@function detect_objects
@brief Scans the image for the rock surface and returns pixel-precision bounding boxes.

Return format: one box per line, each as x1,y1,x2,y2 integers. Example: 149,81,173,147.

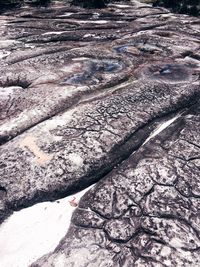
0,0,200,266
32,103,200,266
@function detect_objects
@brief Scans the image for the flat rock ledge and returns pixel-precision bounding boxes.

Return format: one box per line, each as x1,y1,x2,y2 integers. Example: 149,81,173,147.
0,1,200,266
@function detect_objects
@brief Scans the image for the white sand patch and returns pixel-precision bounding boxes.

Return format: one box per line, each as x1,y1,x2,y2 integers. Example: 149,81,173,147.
0,185,94,267
143,115,180,145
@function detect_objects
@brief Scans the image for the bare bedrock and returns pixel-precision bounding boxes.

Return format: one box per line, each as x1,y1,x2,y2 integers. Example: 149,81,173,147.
0,1,199,266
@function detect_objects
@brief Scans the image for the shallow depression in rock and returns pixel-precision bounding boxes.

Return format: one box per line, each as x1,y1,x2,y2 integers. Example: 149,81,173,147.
141,63,196,83
60,58,124,85
0,1,200,266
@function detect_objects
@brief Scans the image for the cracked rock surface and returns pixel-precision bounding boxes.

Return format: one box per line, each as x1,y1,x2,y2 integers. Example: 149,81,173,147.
0,0,200,266
32,102,200,267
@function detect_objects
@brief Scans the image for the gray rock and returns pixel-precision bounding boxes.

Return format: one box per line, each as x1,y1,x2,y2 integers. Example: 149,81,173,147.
32,102,200,267
0,0,200,265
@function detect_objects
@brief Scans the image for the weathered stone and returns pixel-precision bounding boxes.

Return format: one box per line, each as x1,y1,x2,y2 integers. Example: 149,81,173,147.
0,0,200,266
1,0,199,223
32,102,200,267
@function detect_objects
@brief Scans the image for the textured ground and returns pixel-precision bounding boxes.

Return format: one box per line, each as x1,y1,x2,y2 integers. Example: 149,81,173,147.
32,102,200,267
0,0,200,266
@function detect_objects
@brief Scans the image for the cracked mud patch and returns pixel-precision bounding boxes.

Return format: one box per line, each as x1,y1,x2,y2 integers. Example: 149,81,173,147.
0,0,200,266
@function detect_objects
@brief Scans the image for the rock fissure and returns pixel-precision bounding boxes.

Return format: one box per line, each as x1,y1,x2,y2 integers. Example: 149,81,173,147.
0,1,200,266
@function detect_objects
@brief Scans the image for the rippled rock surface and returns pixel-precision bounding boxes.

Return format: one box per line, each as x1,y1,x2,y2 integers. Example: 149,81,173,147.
0,0,200,266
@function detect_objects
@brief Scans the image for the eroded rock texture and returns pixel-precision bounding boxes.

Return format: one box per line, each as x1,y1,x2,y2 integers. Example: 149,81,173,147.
0,0,200,265
32,102,200,267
